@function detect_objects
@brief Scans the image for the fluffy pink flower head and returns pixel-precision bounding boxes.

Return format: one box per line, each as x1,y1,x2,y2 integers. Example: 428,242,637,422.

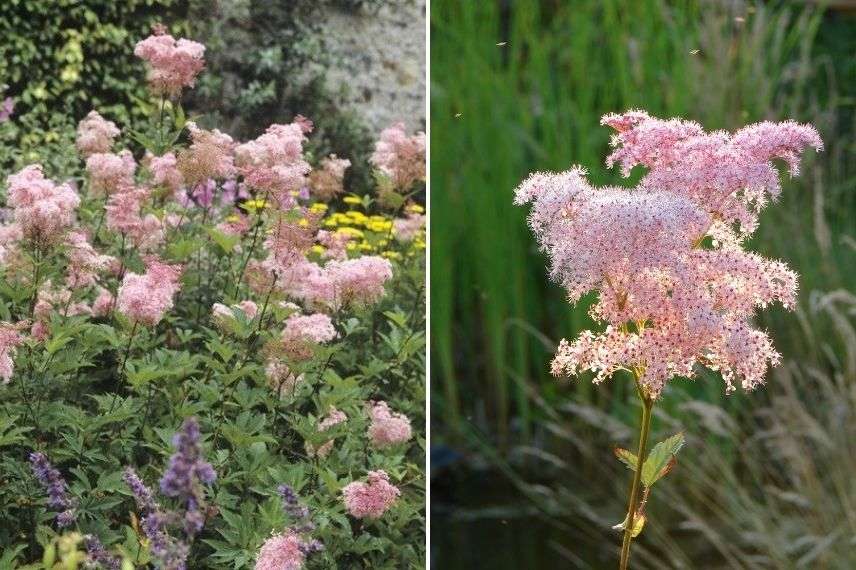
134,32,205,96
235,122,311,206
278,313,337,360
601,110,822,236
76,111,120,157
516,112,820,398
0,322,24,384
85,151,136,197
275,258,336,309
341,470,400,519
6,165,80,242
370,122,426,192
306,406,347,458
316,230,351,261
309,155,351,201
0,223,23,266
64,229,115,288
146,152,184,193
367,401,412,448
263,216,318,274
105,185,164,251
212,300,258,328
116,257,182,326
324,256,393,309
92,287,115,317
177,122,236,186
392,211,426,242
255,531,305,570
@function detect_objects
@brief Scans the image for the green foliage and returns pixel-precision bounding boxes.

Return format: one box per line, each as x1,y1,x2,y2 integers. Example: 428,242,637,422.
640,433,684,488
0,0,187,173
186,0,378,194
0,39,425,567
431,0,854,438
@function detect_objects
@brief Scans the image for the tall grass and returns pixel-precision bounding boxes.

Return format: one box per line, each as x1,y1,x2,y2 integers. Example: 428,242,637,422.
457,287,856,569
430,0,854,437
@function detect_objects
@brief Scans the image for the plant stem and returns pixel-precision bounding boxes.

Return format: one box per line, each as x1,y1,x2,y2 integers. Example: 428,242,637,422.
619,382,653,570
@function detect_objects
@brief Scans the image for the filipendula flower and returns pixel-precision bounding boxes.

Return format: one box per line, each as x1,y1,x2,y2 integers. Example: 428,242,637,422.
76,111,120,157
255,532,306,570
341,470,400,520
6,165,80,243
308,154,351,201
370,122,426,192
367,400,412,448
515,111,821,398
134,30,205,97
277,313,338,361
116,256,182,326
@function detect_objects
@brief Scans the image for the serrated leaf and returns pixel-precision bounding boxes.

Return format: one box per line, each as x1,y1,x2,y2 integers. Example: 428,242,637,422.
641,433,685,487
614,447,639,471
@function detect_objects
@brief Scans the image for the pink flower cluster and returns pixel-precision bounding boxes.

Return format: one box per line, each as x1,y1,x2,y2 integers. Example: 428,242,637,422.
146,152,183,193
393,211,426,242
64,229,116,288
278,256,393,312
31,282,93,340
235,121,312,207
324,257,394,308
367,401,412,448
85,150,136,196
370,122,426,192
0,323,24,384
341,470,400,519
515,111,821,398
255,531,305,570
306,407,347,458
278,313,338,360
76,111,120,157
116,257,182,326
212,300,258,325
105,185,163,250
177,122,236,186
6,165,80,242
309,154,351,201
134,32,205,96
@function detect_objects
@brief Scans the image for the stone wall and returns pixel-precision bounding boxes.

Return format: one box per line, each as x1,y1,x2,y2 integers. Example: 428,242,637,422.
318,0,426,134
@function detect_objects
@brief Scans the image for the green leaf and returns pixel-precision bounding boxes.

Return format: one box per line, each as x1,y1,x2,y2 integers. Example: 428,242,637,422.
641,433,685,487
614,447,638,471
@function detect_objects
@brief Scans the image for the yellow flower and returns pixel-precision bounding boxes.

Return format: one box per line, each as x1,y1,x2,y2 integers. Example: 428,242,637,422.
346,242,357,251
311,245,326,255
298,218,309,227
367,221,393,232
382,250,402,260
242,199,269,211
323,218,338,228
407,204,425,214
359,242,374,251
343,196,363,205
413,239,426,250
309,203,329,213
337,227,364,239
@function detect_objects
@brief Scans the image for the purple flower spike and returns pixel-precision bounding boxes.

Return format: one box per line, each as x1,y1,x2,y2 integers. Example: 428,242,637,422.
84,535,121,570
28,452,77,528
160,417,216,501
